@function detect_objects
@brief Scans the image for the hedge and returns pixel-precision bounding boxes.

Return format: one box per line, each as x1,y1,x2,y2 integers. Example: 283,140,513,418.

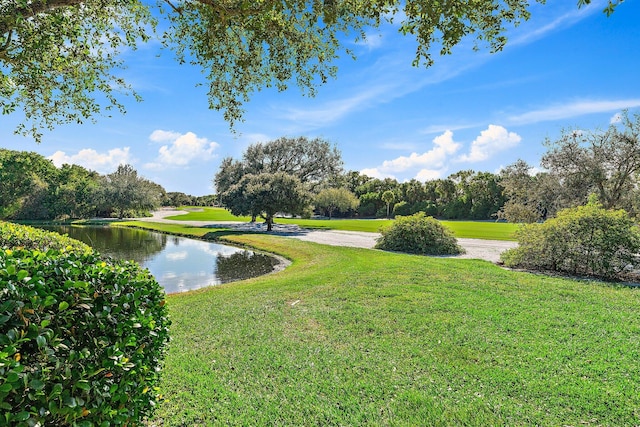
0,222,170,426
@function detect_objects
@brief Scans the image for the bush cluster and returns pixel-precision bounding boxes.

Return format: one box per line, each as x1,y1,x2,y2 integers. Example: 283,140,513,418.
1,223,170,426
501,203,640,280
0,222,92,254
375,212,464,255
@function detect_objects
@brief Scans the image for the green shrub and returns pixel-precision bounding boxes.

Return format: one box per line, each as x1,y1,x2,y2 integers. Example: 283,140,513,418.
391,201,411,217
375,212,464,255
501,203,640,280
0,225,170,426
0,221,92,253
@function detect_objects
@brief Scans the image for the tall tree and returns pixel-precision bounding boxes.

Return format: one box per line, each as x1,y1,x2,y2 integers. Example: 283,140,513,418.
215,137,340,227
215,137,342,198
382,190,395,219
241,137,343,190
541,111,640,212
49,164,101,219
1,1,621,141
498,160,562,223
224,172,310,231
165,192,195,207
355,177,399,217
102,164,164,218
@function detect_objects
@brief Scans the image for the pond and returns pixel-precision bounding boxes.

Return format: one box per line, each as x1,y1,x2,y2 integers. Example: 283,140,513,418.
39,225,282,293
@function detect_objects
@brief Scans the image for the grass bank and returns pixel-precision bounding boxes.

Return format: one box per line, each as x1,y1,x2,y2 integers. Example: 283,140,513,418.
167,207,520,240
122,221,640,425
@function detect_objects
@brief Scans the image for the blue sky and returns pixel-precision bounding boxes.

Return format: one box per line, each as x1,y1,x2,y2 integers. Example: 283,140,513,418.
1,0,639,196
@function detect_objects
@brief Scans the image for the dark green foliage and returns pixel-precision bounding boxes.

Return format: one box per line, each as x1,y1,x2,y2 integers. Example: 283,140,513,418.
0,224,170,426
0,149,58,220
216,137,340,228
351,172,505,220
392,200,411,217
6,0,607,140
375,212,464,255
0,150,165,220
501,202,640,280
101,164,164,219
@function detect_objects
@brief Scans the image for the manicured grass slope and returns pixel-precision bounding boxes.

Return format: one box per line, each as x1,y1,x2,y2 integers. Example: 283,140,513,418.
153,233,640,425
168,207,519,240
170,207,252,222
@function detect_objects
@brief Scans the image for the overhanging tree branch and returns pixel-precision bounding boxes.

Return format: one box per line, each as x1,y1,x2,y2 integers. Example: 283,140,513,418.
0,0,85,34
0,0,626,142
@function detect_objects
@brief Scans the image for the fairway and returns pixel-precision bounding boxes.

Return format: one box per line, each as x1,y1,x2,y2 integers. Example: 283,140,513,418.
168,207,519,240
121,222,640,425
140,228,640,426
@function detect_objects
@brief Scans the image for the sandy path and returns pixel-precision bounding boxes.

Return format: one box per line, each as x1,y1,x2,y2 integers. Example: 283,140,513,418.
141,209,517,263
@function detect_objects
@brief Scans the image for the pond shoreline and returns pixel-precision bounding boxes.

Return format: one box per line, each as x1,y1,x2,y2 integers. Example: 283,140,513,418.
112,221,292,284
132,209,518,263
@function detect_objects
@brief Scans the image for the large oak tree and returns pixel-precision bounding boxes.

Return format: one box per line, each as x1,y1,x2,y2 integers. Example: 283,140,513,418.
222,172,310,231
214,136,343,197
1,0,622,141
215,136,341,228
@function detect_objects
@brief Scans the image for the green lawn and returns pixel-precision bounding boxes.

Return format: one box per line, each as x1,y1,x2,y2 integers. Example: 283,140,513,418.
168,207,520,240
120,221,640,425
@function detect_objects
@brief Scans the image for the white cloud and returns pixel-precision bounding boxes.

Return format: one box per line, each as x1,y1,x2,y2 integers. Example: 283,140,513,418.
360,130,461,179
48,147,132,173
508,99,640,125
415,169,443,181
145,130,219,169
381,131,461,172
360,168,395,180
149,129,183,142
458,125,521,163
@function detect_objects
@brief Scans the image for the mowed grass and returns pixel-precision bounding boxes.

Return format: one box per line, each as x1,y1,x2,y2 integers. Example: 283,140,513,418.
125,222,640,425
168,207,519,240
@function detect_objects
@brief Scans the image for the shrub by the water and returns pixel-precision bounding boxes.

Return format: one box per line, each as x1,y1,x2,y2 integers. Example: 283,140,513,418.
500,202,640,280
375,212,464,255
0,221,92,254
0,223,170,426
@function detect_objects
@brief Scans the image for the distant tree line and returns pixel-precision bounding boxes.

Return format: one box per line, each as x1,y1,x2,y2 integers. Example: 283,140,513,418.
216,114,640,223
0,149,215,220
4,113,638,222
334,169,506,220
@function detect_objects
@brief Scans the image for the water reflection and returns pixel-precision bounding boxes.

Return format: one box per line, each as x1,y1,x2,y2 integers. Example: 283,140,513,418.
216,251,281,283
39,225,281,293
40,225,167,264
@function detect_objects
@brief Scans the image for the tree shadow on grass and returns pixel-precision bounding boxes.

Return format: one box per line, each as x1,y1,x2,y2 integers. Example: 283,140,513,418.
201,229,259,240
202,222,316,237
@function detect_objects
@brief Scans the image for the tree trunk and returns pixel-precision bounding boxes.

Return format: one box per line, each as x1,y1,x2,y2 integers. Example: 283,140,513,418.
266,215,273,231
